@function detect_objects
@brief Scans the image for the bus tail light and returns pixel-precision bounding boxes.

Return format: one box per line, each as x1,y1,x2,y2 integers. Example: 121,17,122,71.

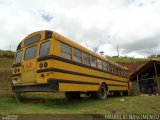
39,63,43,69
44,62,48,68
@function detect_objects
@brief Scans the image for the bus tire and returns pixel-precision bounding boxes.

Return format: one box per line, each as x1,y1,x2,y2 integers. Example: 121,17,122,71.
92,84,107,99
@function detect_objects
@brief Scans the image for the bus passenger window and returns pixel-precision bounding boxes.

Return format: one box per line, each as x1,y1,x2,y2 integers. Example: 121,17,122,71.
103,61,107,71
91,56,97,67
125,71,128,77
24,45,37,60
120,69,123,75
61,43,72,60
116,67,119,74
108,64,112,72
121,69,123,76
111,65,114,73
39,41,50,57
112,66,115,73
15,50,23,63
73,48,82,63
84,53,90,65
97,59,102,69
122,70,125,76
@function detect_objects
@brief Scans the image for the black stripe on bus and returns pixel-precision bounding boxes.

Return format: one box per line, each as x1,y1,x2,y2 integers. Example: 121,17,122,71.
37,55,128,78
13,63,21,67
48,79,99,85
37,68,128,83
12,73,21,77
107,84,128,87
48,79,128,87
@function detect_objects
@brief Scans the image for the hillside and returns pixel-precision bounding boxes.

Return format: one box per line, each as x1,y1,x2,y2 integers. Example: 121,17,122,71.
108,56,147,64
0,49,15,58
0,50,14,96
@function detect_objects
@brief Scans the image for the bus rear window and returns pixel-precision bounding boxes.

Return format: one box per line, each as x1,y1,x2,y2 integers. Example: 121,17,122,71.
24,34,41,46
24,45,37,60
15,51,22,63
39,41,50,57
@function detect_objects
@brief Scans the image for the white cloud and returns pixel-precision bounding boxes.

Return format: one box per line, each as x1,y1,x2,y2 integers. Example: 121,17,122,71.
0,0,160,58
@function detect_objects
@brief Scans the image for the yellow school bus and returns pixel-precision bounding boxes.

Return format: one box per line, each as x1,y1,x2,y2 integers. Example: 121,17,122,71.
12,30,130,100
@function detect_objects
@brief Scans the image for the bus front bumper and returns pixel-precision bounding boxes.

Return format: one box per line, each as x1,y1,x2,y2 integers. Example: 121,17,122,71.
12,83,58,93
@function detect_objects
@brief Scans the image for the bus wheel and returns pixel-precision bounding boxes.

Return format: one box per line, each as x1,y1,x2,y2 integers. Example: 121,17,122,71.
92,84,107,99
15,92,22,102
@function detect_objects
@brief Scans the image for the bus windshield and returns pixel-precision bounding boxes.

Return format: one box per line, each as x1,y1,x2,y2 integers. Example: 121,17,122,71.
15,50,23,63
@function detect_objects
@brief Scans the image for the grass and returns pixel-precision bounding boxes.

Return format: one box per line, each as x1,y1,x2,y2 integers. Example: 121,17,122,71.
0,95,160,114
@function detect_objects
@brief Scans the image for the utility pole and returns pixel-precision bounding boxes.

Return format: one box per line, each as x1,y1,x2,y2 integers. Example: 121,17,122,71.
117,45,119,57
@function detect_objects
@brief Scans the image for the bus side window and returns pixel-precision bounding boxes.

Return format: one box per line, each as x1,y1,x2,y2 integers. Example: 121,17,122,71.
110,64,113,73
112,65,115,73
39,41,50,57
123,70,125,76
103,61,107,71
108,64,112,72
91,56,97,67
116,67,119,74
73,48,82,63
106,62,109,72
83,53,90,65
117,67,120,75
97,59,102,69
61,43,72,60
125,70,128,77
121,69,124,76
120,69,122,75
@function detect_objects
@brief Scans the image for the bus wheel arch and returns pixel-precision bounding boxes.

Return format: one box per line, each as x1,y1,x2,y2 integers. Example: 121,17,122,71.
91,82,108,99
101,82,108,91
99,82,108,99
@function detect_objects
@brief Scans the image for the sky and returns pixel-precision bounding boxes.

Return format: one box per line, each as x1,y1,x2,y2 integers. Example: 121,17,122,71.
0,0,160,58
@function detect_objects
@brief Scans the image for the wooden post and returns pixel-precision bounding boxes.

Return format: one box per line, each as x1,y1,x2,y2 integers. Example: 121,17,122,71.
137,74,141,94
154,63,159,94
